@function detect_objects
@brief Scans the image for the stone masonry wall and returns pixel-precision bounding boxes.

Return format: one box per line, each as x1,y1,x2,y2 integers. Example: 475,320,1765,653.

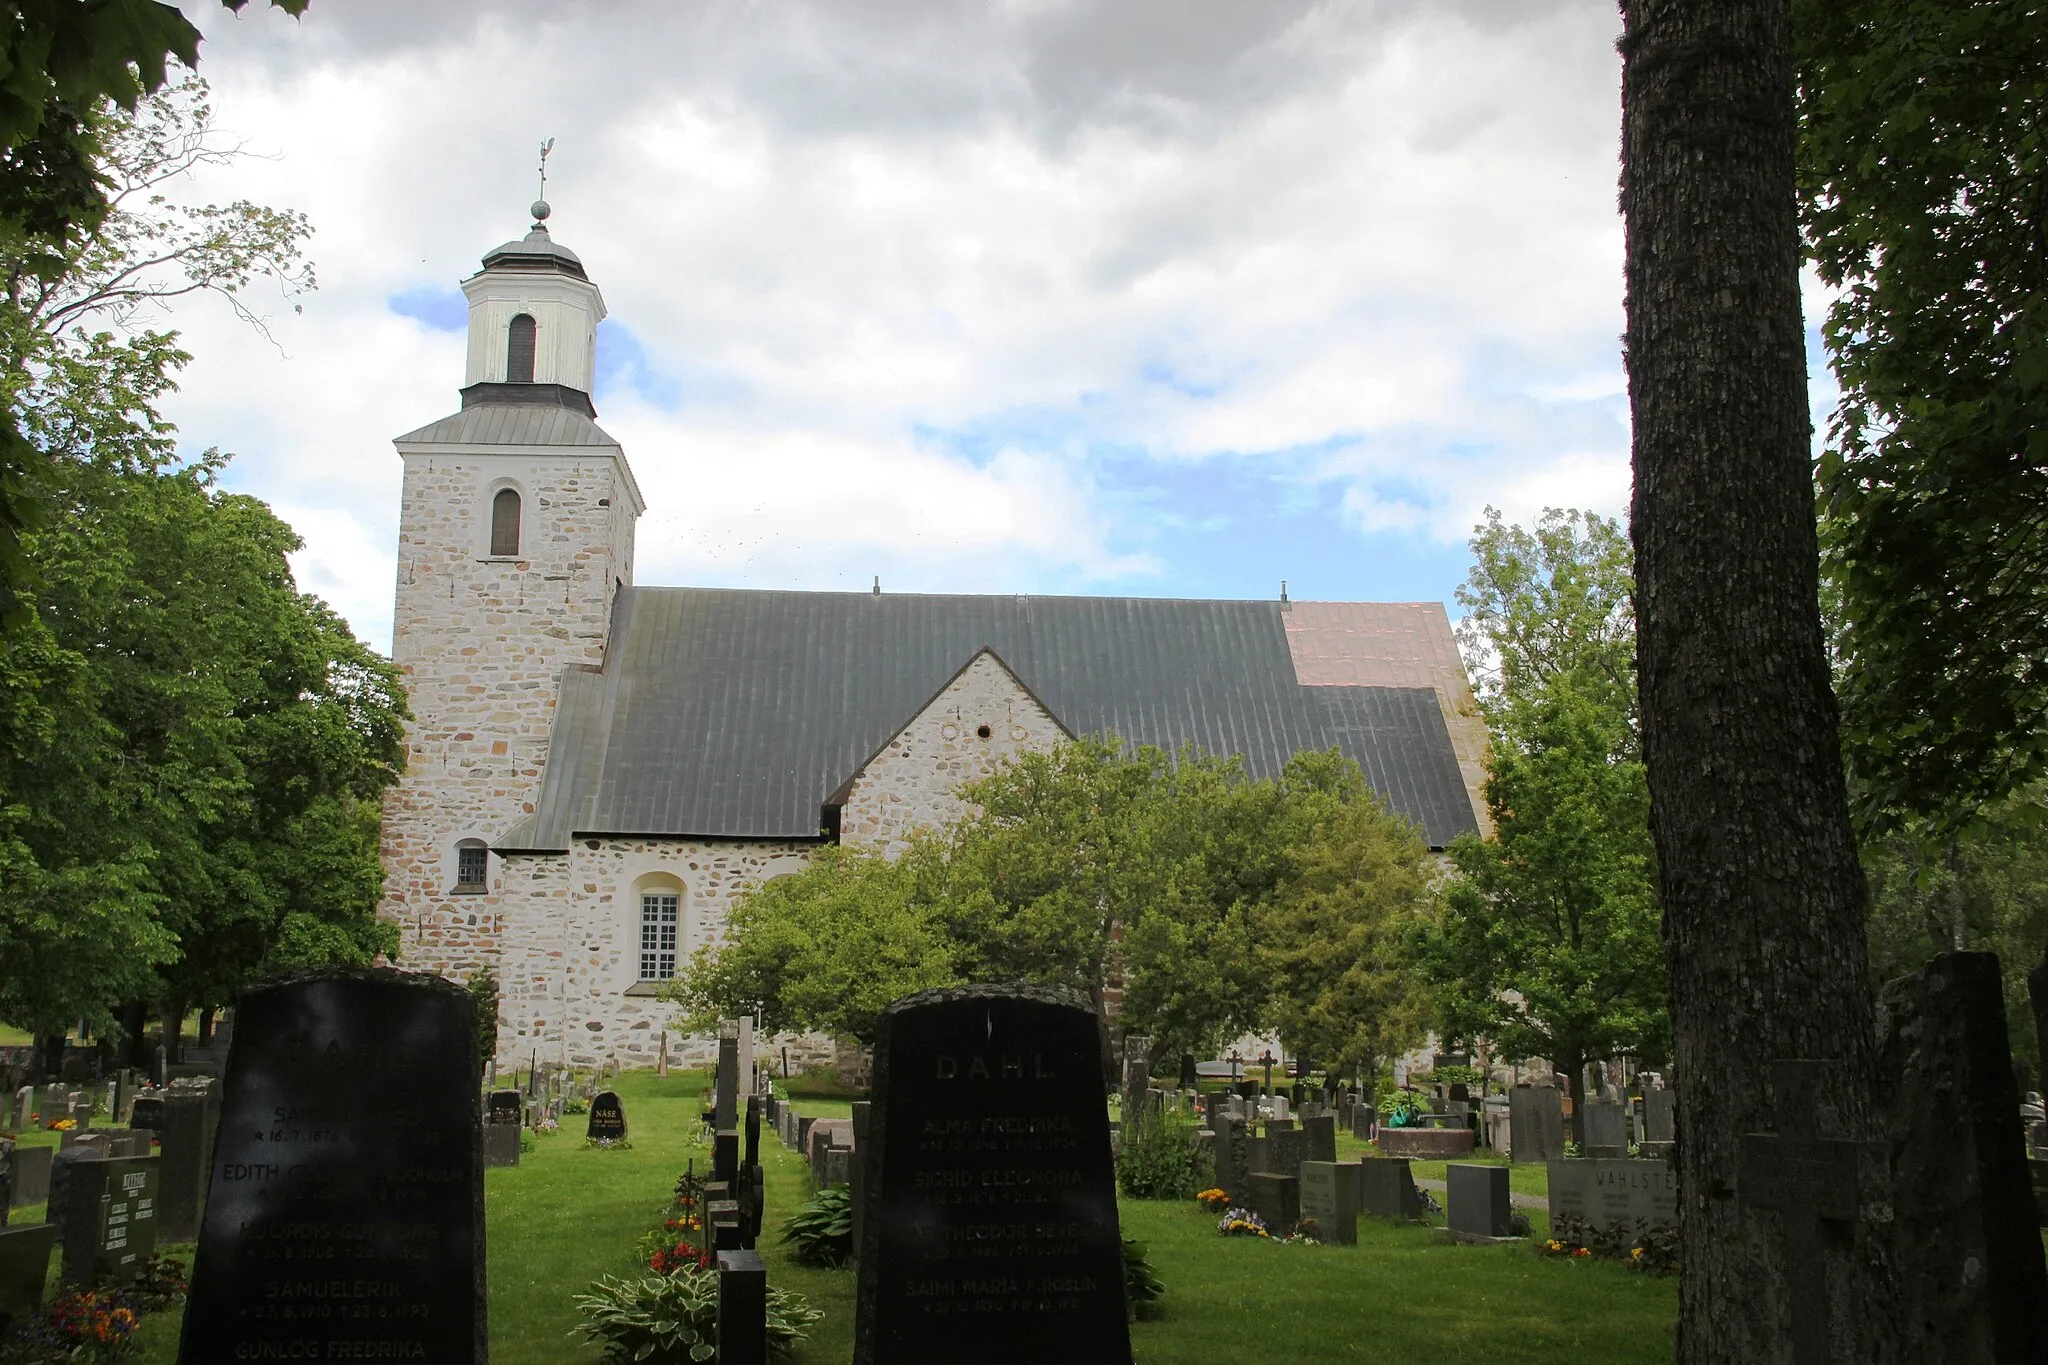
380,449,635,982
838,649,1068,855
495,836,833,1071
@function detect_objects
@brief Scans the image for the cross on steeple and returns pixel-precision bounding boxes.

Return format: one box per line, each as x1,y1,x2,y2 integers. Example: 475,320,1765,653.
1739,1059,1871,1365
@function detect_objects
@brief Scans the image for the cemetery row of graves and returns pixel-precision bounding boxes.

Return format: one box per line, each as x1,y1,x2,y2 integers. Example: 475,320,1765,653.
1,958,2044,1362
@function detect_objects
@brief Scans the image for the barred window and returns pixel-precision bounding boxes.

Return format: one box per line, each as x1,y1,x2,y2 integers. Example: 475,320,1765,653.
455,841,487,891
640,893,679,980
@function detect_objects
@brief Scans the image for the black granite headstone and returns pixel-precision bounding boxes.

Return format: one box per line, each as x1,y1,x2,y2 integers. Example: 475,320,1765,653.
1878,952,2048,1360
129,1094,165,1133
157,1077,219,1243
588,1090,627,1141
717,1249,767,1365
854,985,1129,1365
176,968,484,1365
487,1089,523,1125
0,1139,11,1226
1178,1053,1199,1090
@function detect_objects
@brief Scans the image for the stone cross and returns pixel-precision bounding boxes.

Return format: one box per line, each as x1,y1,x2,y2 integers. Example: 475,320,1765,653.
1738,1060,1867,1365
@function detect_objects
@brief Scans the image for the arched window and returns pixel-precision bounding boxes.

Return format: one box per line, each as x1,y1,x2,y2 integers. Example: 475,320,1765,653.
506,313,536,382
454,839,488,892
490,488,521,557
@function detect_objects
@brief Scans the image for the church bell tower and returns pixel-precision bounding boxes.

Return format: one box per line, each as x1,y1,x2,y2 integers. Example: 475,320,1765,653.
379,200,644,983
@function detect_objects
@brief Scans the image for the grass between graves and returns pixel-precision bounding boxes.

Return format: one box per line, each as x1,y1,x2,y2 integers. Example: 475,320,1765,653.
92,1071,1677,1364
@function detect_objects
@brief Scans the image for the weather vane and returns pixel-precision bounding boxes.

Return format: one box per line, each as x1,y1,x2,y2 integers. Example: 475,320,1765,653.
533,137,555,224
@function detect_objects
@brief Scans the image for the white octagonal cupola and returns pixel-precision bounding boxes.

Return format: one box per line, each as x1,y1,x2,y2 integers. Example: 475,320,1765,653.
459,203,607,401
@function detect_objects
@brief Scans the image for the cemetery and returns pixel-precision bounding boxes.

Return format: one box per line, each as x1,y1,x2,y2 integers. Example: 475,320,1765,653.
2,4,2046,1365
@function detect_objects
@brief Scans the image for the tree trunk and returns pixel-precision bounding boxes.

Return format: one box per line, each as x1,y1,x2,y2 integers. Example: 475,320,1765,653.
117,1000,151,1072
33,1032,65,1083
158,999,183,1067
1619,2,1902,1360
197,1007,215,1048
1560,1051,1587,1150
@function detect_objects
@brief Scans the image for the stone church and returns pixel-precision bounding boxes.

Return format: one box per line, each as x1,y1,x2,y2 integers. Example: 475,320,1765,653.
379,211,1490,1070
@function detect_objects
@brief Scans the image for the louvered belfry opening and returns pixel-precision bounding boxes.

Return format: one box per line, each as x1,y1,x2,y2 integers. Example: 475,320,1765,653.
490,488,521,557
506,312,537,382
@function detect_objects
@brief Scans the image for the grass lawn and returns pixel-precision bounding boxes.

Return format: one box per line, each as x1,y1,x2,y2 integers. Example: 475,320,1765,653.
58,1070,1670,1363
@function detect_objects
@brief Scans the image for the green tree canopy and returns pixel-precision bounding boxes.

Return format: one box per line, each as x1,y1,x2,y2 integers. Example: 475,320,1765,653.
0,69,403,1046
1411,508,1664,1132
675,738,1440,1069
1798,0,2048,832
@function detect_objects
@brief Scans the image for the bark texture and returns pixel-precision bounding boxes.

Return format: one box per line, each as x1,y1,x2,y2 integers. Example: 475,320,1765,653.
1617,2,1901,1360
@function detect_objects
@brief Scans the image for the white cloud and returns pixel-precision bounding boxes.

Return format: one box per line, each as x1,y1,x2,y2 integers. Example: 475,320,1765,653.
148,0,1633,650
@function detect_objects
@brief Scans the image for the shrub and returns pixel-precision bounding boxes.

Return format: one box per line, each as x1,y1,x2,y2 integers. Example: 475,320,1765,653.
573,1270,821,1363
779,1185,853,1267
1116,1112,1208,1199
465,967,500,1065
1122,1238,1163,1321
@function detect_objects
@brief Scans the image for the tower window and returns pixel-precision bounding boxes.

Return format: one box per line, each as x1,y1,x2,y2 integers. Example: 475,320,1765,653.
490,488,521,557
455,840,488,892
640,893,679,980
506,313,536,383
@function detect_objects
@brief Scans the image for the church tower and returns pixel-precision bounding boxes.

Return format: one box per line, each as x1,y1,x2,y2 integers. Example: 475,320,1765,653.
380,202,644,982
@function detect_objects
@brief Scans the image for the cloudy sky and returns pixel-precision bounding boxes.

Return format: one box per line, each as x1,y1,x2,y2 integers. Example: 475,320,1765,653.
153,0,1673,653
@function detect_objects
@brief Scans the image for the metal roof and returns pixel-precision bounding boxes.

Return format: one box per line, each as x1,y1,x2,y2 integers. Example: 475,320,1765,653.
498,587,1482,852
480,224,588,278
393,402,619,448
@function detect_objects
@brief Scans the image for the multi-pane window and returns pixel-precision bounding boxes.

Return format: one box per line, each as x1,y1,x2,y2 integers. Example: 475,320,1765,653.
640,893,679,980
455,841,488,890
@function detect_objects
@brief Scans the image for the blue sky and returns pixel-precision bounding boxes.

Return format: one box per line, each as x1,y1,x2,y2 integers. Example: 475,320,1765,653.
146,0,1690,651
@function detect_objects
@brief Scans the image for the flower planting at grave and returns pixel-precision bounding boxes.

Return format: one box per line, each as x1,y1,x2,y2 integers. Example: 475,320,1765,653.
638,1170,713,1276
1217,1207,1271,1238
1196,1187,1231,1211
1539,1217,1678,1275
0,1271,181,1365
49,1118,74,1132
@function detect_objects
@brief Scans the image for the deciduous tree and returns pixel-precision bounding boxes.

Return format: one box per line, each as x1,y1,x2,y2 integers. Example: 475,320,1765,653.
1620,0,1901,1357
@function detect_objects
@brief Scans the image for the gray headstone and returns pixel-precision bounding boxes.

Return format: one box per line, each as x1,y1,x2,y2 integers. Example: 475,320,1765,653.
482,1122,521,1168
1446,1163,1514,1239
59,1129,109,1157
1350,1104,1373,1141
8,1146,50,1210
852,985,1130,1365
158,1077,220,1243
10,1087,30,1132
1547,1157,1678,1232
1581,1098,1628,1158
1248,1171,1300,1236
1302,1114,1337,1164
0,1223,57,1335
1298,1160,1357,1245
51,1152,158,1285
1262,1126,1305,1177
1358,1156,1422,1222
1214,1114,1249,1207
1643,1088,1676,1144
1878,951,2048,1362
824,1146,852,1187
1508,1086,1564,1163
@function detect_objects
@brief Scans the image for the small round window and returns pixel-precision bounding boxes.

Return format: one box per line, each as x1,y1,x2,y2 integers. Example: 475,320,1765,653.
976,724,992,739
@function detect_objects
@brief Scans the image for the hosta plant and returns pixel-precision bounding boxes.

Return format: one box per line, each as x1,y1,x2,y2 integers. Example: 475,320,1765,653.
573,1269,820,1363
778,1184,854,1266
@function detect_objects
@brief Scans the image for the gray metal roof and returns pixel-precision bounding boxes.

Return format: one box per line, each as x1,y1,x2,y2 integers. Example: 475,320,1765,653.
480,224,588,277
499,587,1481,852
394,402,619,447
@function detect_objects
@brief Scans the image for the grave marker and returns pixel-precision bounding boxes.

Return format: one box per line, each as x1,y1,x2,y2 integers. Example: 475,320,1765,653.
1302,1113,1337,1163
176,968,484,1364
50,1153,157,1285
7,1146,50,1211
1358,1156,1423,1222
1878,952,2048,1359
1738,1060,1874,1365
1546,1158,1678,1232
157,1078,219,1243
1508,1086,1564,1163
588,1090,627,1142
0,1224,57,1335
1298,1160,1357,1245
1581,1098,1628,1158
1445,1163,1514,1241
717,1248,767,1365
854,985,1129,1365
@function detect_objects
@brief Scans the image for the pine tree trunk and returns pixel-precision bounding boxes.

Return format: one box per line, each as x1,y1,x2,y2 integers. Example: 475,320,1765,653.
1618,2,1902,1360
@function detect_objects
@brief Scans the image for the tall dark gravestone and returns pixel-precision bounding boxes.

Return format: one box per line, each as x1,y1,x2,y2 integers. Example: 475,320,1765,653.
854,985,1130,1365
587,1090,627,1142
177,968,484,1365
